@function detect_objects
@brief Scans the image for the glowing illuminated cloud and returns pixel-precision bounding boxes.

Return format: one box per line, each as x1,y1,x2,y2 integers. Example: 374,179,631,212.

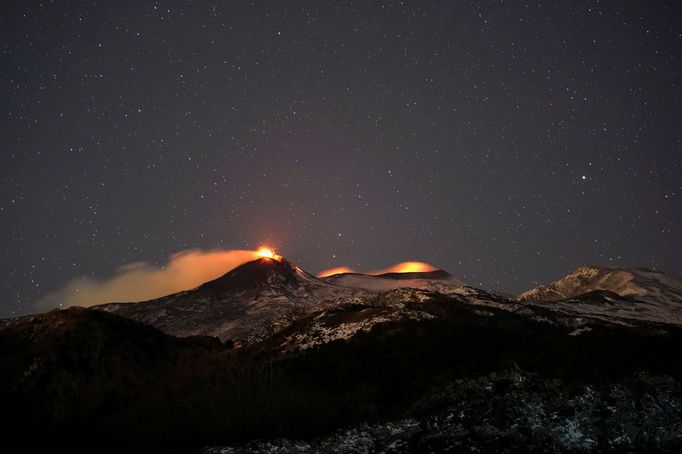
37,248,264,310
38,246,439,311
318,266,356,277
371,261,437,274
317,261,436,278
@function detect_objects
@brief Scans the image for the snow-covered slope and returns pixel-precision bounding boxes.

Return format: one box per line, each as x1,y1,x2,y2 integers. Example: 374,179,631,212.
276,288,439,351
322,269,465,292
519,265,682,304
96,262,471,347
96,263,475,348
262,285,536,352
518,266,682,325
96,260,682,348
97,258,366,346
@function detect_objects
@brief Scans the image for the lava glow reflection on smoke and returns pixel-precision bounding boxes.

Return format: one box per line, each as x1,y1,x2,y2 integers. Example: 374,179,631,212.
374,261,436,274
317,266,356,277
317,261,437,277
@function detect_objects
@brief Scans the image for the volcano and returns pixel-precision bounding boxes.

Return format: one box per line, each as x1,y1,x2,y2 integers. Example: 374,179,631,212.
97,257,363,345
321,268,465,292
4,256,682,453
96,257,472,345
197,257,320,294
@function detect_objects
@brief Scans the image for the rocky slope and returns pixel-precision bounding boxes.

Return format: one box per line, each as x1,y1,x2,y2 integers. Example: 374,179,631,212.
96,258,472,347
206,371,682,454
95,260,682,349
97,258,367,346
519,265,682,303
519,266,682,326
4,259,682,453
322,269,465,292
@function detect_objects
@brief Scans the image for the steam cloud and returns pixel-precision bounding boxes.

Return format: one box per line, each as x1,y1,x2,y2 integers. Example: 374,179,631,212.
36,249,261,311
369,261,437,275
38,253,442,313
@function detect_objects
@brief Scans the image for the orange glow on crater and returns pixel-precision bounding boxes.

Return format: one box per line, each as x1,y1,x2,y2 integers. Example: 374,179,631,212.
317,266,355,277
318,261,437,277
256,247,282,261
363,261,438,275
379,261,436,274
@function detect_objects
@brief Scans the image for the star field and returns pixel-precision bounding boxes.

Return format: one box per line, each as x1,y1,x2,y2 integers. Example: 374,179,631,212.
1,1,681,316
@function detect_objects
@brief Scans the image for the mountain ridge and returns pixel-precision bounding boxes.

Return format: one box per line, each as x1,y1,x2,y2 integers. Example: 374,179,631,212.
322,268,466,292
96,257,366,345
87,260,682,343
518,264,682,326
519,264,682,304
3,258,682,453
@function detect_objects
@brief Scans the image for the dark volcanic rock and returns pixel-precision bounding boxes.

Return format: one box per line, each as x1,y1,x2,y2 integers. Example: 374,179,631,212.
198,258,310,295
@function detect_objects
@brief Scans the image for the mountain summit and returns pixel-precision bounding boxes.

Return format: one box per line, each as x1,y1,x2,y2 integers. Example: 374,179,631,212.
519,265,682,305
98,257,360,345
96,260,682,344
198,257,321,295
5,258,682,453
518,265,682,325
96,257,471,345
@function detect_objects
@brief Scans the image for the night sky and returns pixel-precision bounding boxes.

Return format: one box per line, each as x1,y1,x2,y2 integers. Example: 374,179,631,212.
2,1,681,317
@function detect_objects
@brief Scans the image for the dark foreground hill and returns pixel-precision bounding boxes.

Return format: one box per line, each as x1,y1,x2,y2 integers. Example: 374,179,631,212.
2,288,682,453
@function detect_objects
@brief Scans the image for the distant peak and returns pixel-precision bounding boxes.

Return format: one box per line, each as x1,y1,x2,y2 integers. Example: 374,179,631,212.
519,264,682,304
570,265,667,279
571,265,608,275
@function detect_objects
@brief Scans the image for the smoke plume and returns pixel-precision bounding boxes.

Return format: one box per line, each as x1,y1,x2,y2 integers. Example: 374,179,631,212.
37,249,261,311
